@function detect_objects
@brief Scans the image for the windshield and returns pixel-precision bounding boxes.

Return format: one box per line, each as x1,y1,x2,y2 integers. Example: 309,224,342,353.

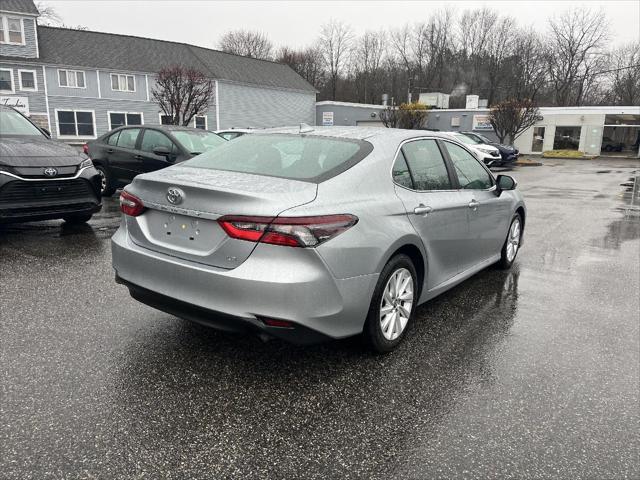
183,134,373,182
172,130,226,154
453,133,478,145
475,133,492,144
0,109,45,136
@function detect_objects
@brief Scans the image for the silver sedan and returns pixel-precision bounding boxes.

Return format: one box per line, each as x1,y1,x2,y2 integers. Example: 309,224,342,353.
112,127,526,352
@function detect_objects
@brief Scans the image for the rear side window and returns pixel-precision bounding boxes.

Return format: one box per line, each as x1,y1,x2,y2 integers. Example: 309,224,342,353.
116,128,141,149
444,141,493,190
392,151,413,189
184,134,373,183
401,139,451,190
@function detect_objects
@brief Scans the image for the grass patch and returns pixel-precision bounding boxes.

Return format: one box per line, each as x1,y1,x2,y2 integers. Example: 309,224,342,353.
542,150,588,159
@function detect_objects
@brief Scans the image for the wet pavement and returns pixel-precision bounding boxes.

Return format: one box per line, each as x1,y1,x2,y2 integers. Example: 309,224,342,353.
1,158,639,479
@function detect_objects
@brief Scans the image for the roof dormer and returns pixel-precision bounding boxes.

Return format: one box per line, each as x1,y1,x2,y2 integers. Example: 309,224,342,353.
0,0,40,58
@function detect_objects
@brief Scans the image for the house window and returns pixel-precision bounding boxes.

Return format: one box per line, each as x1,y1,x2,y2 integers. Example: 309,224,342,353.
58,69,86,88
0,17,24,44
160,114,173,125
56,110,95,137
108,112,143,130
18,70,36,91
110,73,135,92
0,68,14,92
194,115,207,130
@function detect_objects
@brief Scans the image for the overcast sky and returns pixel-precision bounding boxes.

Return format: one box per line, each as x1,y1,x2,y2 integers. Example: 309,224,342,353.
46,0,639,50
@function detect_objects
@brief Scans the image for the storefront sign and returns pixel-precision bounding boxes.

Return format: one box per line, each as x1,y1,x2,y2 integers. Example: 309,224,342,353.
0,96,29,115
472,114,493,131
322,111,334,126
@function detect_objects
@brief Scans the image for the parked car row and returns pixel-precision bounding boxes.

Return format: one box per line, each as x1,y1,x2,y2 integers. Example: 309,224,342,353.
1,110,526,353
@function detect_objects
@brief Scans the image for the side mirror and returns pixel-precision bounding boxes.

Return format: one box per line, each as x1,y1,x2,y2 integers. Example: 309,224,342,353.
496,174,517,195
153,146,171,157
41,127,51,138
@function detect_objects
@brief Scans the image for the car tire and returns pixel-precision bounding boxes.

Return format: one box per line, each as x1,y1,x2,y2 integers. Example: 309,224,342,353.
63,213,93,224
604,145,612,152
363,254,418,353
96,165,116,197
498,213,522,269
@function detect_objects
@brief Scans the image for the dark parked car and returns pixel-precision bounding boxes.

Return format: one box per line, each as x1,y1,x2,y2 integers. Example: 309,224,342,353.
601,137,624,152
0,105,101,225
460,131,519,165
87,125,226,196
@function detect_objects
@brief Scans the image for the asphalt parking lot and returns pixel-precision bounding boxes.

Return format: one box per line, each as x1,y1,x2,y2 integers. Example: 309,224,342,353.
1,158,639,479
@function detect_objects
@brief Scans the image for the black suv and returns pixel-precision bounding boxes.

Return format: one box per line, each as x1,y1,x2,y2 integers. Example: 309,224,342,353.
0,106,101,224
87,125,226,196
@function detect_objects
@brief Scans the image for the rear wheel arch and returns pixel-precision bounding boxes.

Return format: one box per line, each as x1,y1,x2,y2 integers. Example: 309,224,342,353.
380,241,426,299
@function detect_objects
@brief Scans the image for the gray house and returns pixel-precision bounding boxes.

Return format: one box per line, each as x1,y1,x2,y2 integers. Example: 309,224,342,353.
0,0,316,143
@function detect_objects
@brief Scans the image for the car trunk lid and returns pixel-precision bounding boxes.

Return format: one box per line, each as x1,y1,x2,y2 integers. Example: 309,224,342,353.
124,166,317,269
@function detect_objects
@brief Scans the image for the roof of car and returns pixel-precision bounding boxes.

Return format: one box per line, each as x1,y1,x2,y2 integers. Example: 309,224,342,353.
258,126,455,143
0,26,315,93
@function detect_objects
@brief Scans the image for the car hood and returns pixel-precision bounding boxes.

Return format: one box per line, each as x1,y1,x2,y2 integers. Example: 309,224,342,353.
0,136,84,167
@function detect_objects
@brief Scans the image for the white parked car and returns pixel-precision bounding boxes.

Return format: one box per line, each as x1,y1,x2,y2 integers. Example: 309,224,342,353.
442,132,502,166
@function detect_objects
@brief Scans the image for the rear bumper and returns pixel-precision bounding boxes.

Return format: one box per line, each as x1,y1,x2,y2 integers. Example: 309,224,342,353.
0,168,102,223
111,227,378,342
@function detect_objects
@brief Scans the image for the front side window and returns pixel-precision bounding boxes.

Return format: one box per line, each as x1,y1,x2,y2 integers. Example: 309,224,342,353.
116,128,141,149
19,70,36,90
109,112,143,130
140,129,175,154
56,110,95,137
0,69,13,92
184,134,372,182
401,139,451,191
110,73,135,92
107,131,120,146
444,142,493,190
0,17,24,44
0,108,45,136
58,69,86,88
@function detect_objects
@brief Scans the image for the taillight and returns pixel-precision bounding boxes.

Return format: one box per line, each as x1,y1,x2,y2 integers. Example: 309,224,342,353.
119,190,145,217
83,143,89,154
218,214,358,247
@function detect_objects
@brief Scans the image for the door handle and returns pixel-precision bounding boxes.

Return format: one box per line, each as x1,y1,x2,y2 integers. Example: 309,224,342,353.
134,154,143,160
413,205,433,216
107,149,114,154
468,200,480,210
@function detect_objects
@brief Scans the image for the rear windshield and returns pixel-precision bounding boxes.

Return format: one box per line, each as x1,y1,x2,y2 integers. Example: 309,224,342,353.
183,134,373,182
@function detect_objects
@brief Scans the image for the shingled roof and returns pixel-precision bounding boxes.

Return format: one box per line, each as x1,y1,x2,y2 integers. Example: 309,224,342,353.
1,26,316,92
0,0,39,15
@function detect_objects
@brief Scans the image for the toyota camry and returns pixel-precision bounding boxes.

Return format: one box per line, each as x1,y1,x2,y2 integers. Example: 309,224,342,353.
112,126,525,352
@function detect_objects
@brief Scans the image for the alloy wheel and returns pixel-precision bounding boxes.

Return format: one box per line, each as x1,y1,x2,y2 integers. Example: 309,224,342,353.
379,267,414,341
97,168,107,193
506,218,521,262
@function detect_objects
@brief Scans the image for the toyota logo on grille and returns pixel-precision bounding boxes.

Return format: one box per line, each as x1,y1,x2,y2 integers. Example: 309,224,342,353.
43,167,58,177
166,187,184,205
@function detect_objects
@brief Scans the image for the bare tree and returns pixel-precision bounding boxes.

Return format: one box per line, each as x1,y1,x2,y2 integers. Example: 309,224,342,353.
277,46,325,89
219,30,273,60
547,8,609,106
151,66,214,127
352,30,386,103
389,24,414,102
502,28,548,102
319,20,353,100
489,99,541,144
604,43,640,105
485,16,516,105
35,1,62,26
457,8,499,94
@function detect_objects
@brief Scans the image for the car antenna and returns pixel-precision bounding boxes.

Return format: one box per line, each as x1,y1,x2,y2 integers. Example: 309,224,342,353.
299,123,314,134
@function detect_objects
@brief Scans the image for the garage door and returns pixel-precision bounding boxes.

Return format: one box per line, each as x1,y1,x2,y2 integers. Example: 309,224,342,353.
356,120,385,128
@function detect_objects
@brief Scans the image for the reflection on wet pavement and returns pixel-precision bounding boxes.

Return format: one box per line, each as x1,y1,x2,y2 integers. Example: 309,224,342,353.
1,158,639,479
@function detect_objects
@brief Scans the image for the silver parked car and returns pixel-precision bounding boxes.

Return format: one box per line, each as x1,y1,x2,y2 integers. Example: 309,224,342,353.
112,127,525,352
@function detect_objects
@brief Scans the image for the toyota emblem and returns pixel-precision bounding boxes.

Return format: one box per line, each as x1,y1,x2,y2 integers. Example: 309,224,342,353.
43,167,58,177
166,187,184,205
